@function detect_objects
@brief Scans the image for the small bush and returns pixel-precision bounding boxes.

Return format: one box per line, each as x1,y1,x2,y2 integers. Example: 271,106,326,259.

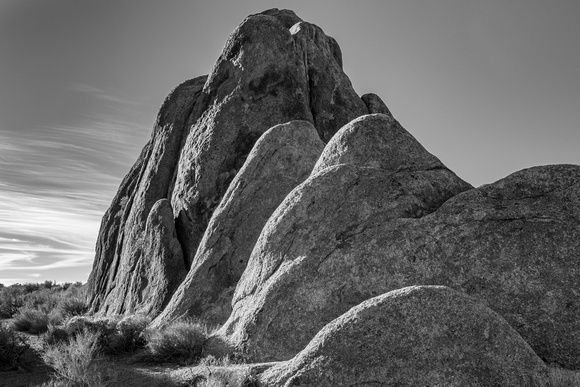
58,297,88,317
114,314,150,352
145,319,216,364
63,314,149,355
0,286,24,318
43,324,71,346
12,307,50,333
42,329,115,386
0,322,29,371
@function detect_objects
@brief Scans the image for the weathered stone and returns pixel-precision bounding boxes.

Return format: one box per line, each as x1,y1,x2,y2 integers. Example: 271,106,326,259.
88,9,370,316
169,9,368,267
219,114,472,361
153,121,324,326
221,162,580,369
361,92,393,117
86,76,206,314
312,113,443,174
122,199,187,316
260,286,547,387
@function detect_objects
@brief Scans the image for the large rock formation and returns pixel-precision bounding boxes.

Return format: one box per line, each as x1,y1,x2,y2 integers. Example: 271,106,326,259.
260,286,547,387
218,114,473,361
218,125,580,367
87,9,370,316
87,76,206,314
154,121,324,326
87,7,580,375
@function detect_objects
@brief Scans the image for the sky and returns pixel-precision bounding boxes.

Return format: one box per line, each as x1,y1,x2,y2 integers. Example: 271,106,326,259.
0,0,579,285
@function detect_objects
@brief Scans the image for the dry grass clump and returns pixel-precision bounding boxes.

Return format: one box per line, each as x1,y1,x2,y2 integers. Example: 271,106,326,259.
198,355,232,367
144,319,217,365
42,329,116,387
0,322,29,371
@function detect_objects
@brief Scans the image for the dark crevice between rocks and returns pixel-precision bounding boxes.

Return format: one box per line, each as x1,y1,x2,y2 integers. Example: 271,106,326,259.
175,208,195,271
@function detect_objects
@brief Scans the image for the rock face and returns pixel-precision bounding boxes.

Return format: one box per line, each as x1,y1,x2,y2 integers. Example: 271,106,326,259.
123,199,187,316
169,9,368,268
87,76,207,314
220,160,580,368
260,286,547,387
87,7,580,373
153,121,324,326
219,114,473,361
87,9,371,316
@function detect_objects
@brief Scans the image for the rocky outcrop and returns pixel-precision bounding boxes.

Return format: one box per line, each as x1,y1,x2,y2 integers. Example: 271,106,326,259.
219,114,473,361
260,286,547,387
169,9,368,268
86,76,206,314
219,157,580,368
361,92,393,117
87,8,369,316
87,7,580,373
123,199,187,316
153,121,324,326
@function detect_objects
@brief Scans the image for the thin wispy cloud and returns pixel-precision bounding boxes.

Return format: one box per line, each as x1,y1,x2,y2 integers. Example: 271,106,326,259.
70,82,147,107
0,101,150,285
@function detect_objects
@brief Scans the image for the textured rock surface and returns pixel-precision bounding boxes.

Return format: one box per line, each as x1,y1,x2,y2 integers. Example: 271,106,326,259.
86,76,206,314
260,286,547,387
153,121,324,326
221,160,580,368
312,114,443,174
123,199,187,315
87,9,369,316
169,9,368,267
361,92,393,117
218,114,472,361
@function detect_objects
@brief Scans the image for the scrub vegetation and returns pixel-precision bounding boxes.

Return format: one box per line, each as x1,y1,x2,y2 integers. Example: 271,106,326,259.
1,281,580,387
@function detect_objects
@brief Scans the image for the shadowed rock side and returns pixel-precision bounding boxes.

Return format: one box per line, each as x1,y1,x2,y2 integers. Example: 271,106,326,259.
152,121,324,327
260,286,547,387
123,199,187,316
218,114,473,361
86,76,207,314
361,92,393,117
169,9,368,267
88,8,371,316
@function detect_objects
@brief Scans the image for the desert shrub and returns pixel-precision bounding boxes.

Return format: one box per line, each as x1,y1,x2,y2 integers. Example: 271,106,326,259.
145,319,216,364
0,322,29,371
0,281,87,321
23,282,41,293
0,286,25,318
12,306,63,334
63,314,149,355
42,329,115,386
12,307,50,333
44,324,71,346
113,314,150,351
24,287,61,312
58,296,87,317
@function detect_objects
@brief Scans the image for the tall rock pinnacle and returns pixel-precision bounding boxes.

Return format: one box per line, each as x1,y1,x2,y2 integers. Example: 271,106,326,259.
87,9,373,316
